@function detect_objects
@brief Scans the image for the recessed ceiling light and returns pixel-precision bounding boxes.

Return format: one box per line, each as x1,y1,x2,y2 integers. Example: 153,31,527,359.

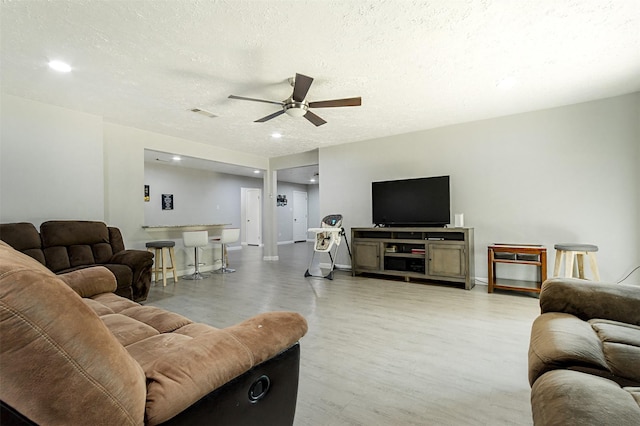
496,77,518,90
310,178,316,183
172,156,181,161
271,132,282,139
253,170,261,174
48,60,72,73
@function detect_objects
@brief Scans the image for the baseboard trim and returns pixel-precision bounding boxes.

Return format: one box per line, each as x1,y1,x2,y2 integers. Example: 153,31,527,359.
263,256,280,261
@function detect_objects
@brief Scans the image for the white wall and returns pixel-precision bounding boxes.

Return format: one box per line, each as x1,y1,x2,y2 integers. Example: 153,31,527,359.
0,94,104,225
320,93,640,283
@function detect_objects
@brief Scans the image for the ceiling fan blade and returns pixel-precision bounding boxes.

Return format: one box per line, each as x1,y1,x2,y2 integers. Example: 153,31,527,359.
292,73,314,102
309,97,362,108
303,111,327,127
228,95,284,106
255,109,285,123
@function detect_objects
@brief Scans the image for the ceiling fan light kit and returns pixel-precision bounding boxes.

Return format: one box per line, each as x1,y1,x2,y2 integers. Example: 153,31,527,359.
229,73,361,127
284,101,307,117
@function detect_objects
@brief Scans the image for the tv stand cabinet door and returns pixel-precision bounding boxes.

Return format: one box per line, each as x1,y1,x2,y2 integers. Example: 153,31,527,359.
427,242,466,280
353,242,381,273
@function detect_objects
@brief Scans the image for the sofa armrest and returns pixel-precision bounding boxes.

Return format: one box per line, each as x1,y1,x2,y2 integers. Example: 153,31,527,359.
110,249,153,269
58,266,117,298
540,278,640,325
143,311,308,425
110,249,154,301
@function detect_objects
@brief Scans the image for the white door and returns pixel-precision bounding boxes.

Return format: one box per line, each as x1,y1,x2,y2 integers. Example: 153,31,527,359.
293,191,308,242
246,188,261,245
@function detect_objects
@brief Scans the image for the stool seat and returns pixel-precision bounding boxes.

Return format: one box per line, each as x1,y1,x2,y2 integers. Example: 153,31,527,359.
146,240,176,248
213,228,240,274
553,243,600,281
146,240,178,287
554,243,598,252
183,231,210,280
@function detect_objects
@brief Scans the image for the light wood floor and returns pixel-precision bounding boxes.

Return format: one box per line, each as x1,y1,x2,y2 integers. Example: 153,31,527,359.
146,242,540,426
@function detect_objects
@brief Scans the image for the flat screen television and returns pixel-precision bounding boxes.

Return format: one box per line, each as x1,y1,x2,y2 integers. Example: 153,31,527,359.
372,175,450,227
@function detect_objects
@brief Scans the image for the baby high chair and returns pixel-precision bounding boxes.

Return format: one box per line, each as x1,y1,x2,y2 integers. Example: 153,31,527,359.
304,214,352,280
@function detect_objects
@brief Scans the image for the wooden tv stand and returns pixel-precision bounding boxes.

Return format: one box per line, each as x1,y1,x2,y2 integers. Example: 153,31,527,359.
351,227,475,290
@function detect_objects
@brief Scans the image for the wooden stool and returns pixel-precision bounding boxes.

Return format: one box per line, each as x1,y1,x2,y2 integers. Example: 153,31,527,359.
553,243,600,281
146,240,178,287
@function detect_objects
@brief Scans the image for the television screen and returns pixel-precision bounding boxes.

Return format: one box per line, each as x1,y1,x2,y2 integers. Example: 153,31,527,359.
372,176,450,227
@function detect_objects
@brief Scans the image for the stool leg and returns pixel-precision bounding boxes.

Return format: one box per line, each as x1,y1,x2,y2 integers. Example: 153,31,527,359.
169,246,178,283
588,252,600,281
161,247,168,287
564,251,575,278
553,250,563,277
151,248,161,284
576,253,585,279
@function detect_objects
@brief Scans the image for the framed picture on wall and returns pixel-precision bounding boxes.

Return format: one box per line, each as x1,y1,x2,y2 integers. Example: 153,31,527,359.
161,194,174,210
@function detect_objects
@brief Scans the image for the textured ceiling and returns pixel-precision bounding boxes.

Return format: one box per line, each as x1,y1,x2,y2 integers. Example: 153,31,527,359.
2,1,639,159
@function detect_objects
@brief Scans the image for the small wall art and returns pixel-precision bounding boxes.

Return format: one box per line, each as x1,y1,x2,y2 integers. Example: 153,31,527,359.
277,194,288,206
144,185,150,202
161,194,174,210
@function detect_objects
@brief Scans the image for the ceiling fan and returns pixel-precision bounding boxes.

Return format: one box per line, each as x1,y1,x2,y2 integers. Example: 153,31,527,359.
228,73,361,127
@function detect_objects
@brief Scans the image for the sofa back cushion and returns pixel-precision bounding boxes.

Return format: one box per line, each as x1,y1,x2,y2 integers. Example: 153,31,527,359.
0,241,146,425
40,220,116,272
0,222,46,265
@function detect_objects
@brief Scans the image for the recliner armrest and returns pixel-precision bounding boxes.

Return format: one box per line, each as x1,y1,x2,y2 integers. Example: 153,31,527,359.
58,266,117,297
109,249,154,269
110,249,154,301
141,311,308,425
540,278,640,325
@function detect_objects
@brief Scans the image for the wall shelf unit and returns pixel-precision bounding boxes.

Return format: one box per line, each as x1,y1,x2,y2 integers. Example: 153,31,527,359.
351,227,475,290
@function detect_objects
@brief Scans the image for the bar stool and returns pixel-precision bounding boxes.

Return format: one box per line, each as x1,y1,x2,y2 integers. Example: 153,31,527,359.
553,243,600,281
213,228,240,274
146,241,178,287
183,231,210,280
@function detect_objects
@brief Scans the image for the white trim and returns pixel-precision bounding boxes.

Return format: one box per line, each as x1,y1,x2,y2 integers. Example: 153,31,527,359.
278,240,294,245
263,256,279,261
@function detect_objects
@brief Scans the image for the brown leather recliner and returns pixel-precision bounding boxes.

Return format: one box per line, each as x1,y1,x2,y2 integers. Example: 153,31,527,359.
0,241,308,425
0,220,153,301
528,278,640,425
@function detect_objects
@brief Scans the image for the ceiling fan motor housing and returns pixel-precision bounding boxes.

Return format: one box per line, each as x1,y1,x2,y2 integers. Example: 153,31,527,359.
284,99,308,117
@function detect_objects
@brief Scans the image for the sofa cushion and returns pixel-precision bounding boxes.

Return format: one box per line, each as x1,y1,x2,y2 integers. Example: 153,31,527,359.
40,220,110,247
540,278,640,326
0,222,45,265
590,319,640,383
0,242,147,425
43,246,71,272
529,312,609,385
531,370,640,426
57,265,117,297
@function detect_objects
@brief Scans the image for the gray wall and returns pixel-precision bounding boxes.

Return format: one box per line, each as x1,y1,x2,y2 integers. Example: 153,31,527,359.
2,92,638,284
144,161,262,230
307,184,320,234
0,94,104,225
275,181,315,242
320,93,640,283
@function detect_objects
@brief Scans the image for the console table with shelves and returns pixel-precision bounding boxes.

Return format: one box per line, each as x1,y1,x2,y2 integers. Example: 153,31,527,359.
351,227,475,290
487,244,547,294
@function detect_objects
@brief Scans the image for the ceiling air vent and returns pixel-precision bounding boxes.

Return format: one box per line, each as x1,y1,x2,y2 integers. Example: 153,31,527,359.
190,108,218,118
